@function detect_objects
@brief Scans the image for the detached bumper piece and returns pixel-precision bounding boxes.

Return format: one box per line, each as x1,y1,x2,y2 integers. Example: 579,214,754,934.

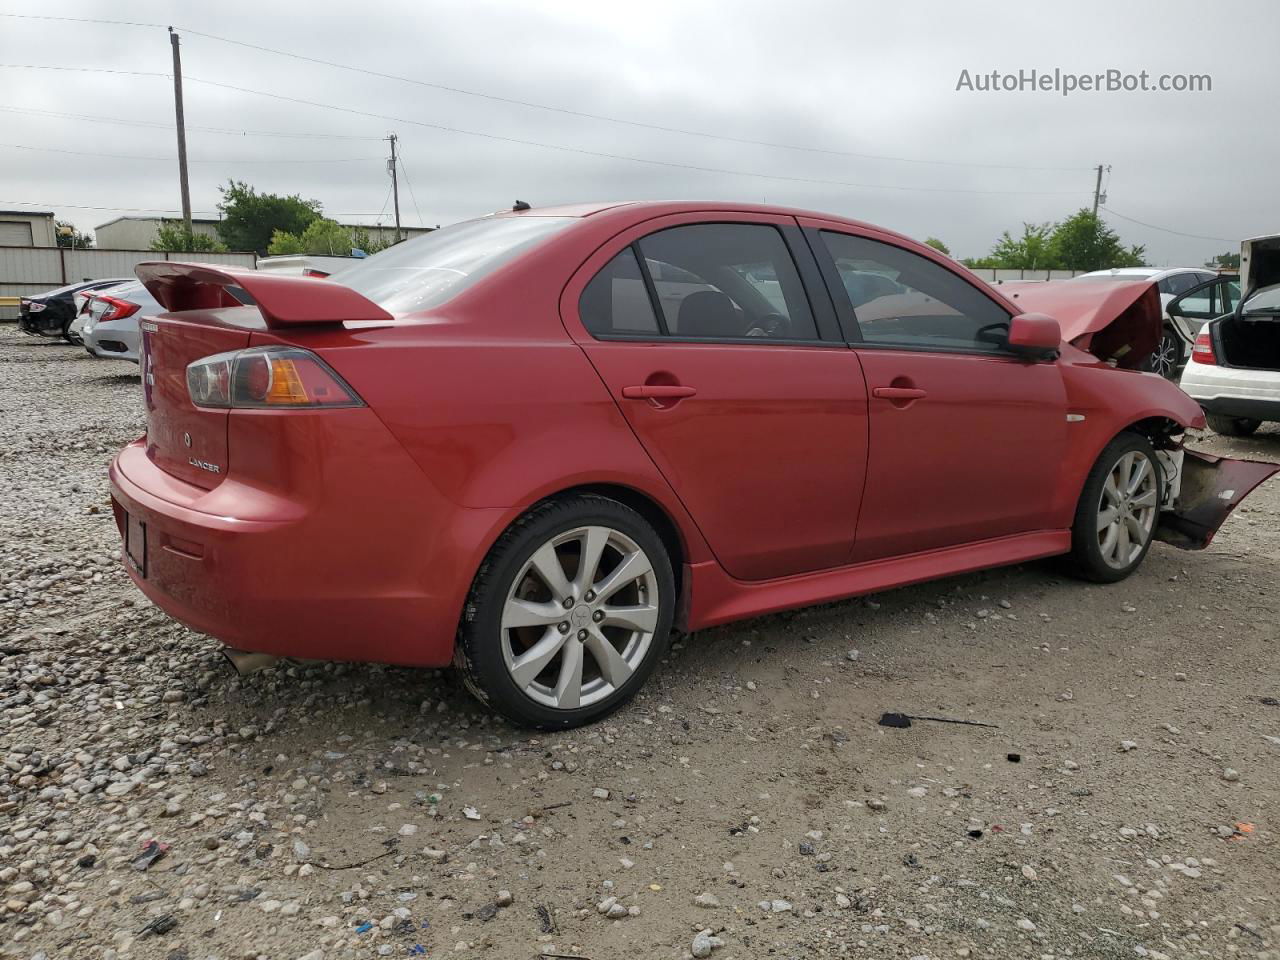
1155,450,1280,549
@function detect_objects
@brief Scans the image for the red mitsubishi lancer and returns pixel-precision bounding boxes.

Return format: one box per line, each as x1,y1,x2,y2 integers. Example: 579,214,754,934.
109,201,1277,728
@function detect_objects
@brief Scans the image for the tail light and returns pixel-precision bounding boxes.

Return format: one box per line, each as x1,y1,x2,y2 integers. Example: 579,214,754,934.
25,300,46,313
1191,332,1217,365
97,296,141,323
186,346,363,409
302,268,331,278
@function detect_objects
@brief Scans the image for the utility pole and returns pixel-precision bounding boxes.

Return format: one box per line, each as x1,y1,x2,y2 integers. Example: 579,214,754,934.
1092,163,1105,217
386,133,401,243
169,28,193,237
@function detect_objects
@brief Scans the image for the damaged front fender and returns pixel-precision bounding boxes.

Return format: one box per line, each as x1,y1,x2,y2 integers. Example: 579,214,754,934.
1155,450,1280,549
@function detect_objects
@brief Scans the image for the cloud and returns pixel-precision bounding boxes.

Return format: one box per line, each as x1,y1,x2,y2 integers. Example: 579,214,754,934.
1,0,1273,263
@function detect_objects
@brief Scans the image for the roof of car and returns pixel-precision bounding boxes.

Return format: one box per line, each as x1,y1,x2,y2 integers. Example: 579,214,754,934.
1077,267,1208,280
498,200,916,244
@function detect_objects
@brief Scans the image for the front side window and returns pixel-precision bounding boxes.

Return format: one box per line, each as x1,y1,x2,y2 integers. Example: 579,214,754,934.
636,224,818,341
332,215,574,314
821,232,1013,352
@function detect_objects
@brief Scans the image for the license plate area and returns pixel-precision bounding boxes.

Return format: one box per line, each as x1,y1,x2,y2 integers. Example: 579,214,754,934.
125,512,147,577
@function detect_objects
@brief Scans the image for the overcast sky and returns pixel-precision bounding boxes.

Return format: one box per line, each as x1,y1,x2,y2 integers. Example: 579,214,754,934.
2,0,1275,264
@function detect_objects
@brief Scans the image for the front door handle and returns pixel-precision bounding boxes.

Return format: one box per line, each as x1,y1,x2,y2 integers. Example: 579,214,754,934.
872,386,927,400
622,385,697,400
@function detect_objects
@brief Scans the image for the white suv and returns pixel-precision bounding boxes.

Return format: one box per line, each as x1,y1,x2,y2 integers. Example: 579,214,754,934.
1176,235,1280,436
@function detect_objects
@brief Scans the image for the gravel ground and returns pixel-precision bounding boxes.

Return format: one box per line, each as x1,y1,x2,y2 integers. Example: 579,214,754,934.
2,325,1280,960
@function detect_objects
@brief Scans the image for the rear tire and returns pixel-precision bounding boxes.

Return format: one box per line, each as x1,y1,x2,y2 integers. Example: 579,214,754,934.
454,494,675,729
1067,432,1162,583
1205,413,1261,437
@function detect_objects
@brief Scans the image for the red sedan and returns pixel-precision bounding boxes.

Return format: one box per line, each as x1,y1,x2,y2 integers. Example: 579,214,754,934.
109,202,1276,728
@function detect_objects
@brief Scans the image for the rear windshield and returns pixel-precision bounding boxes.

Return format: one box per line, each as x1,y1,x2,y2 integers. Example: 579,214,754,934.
331,216,575,313
1243,282,1280,315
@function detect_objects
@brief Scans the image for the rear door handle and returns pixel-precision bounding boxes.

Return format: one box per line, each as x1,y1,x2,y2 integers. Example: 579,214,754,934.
622,385,697,400
872,386,927,400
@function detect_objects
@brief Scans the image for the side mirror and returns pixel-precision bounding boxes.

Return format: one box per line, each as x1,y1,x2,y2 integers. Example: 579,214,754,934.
1007,312,1061,359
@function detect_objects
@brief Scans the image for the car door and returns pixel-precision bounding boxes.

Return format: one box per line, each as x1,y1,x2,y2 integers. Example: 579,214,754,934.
1167,275,1241,338
561,213,869,582
801,220,1068,563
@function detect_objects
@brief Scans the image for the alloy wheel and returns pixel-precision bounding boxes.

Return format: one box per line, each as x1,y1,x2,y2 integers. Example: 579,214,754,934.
1150,332,1179,380
500,525,660,710
1096,450,1159,569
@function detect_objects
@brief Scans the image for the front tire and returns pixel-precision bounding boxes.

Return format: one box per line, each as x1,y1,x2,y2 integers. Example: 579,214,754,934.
454,495,675,729
1205,413,1261,437
1067,432,1162,583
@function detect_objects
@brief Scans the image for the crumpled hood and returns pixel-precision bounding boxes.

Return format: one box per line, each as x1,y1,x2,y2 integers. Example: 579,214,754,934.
997,279,1161,369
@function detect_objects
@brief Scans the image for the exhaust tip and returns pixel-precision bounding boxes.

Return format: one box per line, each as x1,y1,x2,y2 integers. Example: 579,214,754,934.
221,647,280,676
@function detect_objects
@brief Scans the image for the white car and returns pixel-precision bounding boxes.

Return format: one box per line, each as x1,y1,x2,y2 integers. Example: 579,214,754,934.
256,252,368,278
79,280,162,364
1178,234,1280,435
1072,266,1217,378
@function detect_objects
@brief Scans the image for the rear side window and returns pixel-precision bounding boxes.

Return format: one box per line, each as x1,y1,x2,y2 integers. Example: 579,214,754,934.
333,215,574,313
821,231,1012,353
637,224,817,340
580,248,660,336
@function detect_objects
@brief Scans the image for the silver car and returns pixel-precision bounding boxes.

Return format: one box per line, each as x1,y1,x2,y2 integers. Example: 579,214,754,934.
80,280,161,364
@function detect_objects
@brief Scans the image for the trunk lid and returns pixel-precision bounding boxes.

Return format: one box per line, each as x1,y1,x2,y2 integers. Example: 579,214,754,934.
133,260,394,490
141,309,259,489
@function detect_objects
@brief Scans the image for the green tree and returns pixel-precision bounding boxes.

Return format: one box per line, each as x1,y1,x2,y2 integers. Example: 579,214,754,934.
216,180,322,254
151,220,227,253
55,220,94,248
298,218,355,255
1205,251,1240,270
266,229,307,255
268,219,365,256
348,226,393,255
987,222,1058,270
923,237,950,256
1049,209,1145,271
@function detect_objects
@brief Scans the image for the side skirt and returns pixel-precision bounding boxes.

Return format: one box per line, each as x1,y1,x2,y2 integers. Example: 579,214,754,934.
683,530,1070,631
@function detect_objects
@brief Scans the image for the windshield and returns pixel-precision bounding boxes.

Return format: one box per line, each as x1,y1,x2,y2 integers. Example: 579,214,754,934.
1243,282,1280,315
331,216,575,313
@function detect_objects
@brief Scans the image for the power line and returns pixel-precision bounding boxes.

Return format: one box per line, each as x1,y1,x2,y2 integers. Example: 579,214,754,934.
181,75,1087,198
0,63,168,79
177,27,1091,173
0,198,422,220
1100,206,1231,243
0,103,386,140
0,142,383,164
396,152,425,228
0,11,1090,173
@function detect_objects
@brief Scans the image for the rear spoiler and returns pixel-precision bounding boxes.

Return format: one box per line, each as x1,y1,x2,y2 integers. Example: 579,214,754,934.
134,261,393,328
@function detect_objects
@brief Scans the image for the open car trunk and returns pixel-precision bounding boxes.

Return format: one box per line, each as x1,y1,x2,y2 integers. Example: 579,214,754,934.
1218,315,1280,370
1220,234,1280,370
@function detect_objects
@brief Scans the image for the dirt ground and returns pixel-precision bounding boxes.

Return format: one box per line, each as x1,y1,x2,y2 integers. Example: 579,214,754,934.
2,326,1279,960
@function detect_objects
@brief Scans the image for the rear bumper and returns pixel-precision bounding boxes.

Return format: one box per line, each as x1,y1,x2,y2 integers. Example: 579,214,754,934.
108,432,500,668
1180,361,1280,422
18,311,66,337
1199,396,1280,421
